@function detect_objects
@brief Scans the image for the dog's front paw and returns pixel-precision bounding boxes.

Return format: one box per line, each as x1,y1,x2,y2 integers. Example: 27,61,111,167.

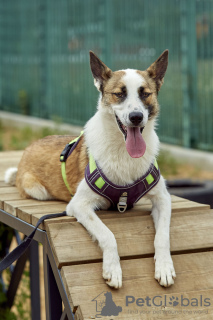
103,262,122,289
154,254,176,287
103,251,122,289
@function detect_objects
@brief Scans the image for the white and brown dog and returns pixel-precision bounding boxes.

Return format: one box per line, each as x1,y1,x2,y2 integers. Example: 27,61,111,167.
5,50,176,289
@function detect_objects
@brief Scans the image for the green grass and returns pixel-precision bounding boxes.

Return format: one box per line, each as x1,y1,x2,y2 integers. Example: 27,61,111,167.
0,120,70,151
0,223,31,320
157,150,179,178
0,267,30,320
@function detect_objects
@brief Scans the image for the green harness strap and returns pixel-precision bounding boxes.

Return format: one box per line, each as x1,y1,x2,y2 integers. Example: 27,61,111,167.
60,131,84,198
61,162,73,196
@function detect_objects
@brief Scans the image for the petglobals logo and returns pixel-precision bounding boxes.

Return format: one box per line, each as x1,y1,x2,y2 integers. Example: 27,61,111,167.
126,295,211,308
91,292,211,318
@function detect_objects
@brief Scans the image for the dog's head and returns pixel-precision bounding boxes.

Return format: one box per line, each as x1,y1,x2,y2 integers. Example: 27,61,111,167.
90,50,168,158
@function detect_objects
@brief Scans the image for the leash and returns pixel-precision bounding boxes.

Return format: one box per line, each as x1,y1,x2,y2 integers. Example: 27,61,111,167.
0,211,67,273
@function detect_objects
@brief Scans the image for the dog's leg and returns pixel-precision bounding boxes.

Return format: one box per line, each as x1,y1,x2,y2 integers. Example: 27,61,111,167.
147,176,176,287
66,179,122,288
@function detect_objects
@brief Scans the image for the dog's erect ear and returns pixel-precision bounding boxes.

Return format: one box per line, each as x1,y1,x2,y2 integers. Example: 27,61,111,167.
147,50,169,92
89,51,112,92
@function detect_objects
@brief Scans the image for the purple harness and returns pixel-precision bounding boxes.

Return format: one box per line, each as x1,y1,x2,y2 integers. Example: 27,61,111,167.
85,156,160,212
60,133,160,212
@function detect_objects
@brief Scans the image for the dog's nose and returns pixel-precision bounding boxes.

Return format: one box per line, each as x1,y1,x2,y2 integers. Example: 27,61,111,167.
129,112,143,126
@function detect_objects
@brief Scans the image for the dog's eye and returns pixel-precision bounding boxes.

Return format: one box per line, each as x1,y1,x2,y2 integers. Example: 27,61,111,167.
143,92,151,98
139,87,152,100
113,92,125,98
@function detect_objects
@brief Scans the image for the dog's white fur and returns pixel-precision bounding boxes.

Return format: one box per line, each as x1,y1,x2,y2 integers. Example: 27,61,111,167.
5,54,176,289
4,167,18,186
25,184,54,201
66,69,175,288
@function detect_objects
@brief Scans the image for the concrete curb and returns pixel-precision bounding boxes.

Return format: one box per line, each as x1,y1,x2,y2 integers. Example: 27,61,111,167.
0,111,83,135
160,143,213,171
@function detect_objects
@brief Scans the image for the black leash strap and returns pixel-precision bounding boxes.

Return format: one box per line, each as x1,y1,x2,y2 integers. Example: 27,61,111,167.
0,211,67,273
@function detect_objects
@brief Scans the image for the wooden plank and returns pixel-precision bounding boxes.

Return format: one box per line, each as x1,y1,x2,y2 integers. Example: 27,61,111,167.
0,192,21,200
133,197,151,206
169,199,209,211
31,196,210,231
0,181,8,188
17,203,67,224
3,199,66,217
170,195,190,202
100,195,209,217
32,208,151,231
47,209,213,268
30,196,206,230
22,194,207,232
0,187,19,195
136,194,209,209
135,195,193,205
33,214,75,230
0,193,23,210
61,251,213,319
136,200,209,212
100,200,209,218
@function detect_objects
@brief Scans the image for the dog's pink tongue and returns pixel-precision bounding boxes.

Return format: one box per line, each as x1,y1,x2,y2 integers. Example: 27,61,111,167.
126,127,146,158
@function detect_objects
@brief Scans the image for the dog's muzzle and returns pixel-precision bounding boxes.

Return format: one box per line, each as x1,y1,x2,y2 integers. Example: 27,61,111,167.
115,114,144,139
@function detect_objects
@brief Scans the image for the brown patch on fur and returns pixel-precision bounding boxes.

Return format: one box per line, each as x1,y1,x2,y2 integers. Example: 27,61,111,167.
16,135,88,202
137,70,157,93
137,70,160,119
102,70,126,106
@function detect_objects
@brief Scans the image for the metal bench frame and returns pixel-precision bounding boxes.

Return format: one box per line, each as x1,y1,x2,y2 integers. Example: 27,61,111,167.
0,209,74,320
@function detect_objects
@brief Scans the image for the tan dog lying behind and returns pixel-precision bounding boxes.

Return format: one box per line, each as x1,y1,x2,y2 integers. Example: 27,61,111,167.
5,50,176,289
14,135,88,202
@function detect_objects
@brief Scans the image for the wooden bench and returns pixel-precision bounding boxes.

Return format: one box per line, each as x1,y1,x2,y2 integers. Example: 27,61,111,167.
1,151,213,319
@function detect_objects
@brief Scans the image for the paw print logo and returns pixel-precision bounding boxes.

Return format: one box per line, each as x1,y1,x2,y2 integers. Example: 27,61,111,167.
169,296,179,307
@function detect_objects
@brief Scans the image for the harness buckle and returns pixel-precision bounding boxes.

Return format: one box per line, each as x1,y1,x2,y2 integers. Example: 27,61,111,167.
117,192,128,213
60,143,74,162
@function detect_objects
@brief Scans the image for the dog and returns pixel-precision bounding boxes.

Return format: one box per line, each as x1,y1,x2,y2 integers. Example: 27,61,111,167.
5,50,176,289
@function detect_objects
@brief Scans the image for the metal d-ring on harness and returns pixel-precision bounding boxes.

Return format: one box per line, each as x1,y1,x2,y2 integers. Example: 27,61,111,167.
117,192,128,212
